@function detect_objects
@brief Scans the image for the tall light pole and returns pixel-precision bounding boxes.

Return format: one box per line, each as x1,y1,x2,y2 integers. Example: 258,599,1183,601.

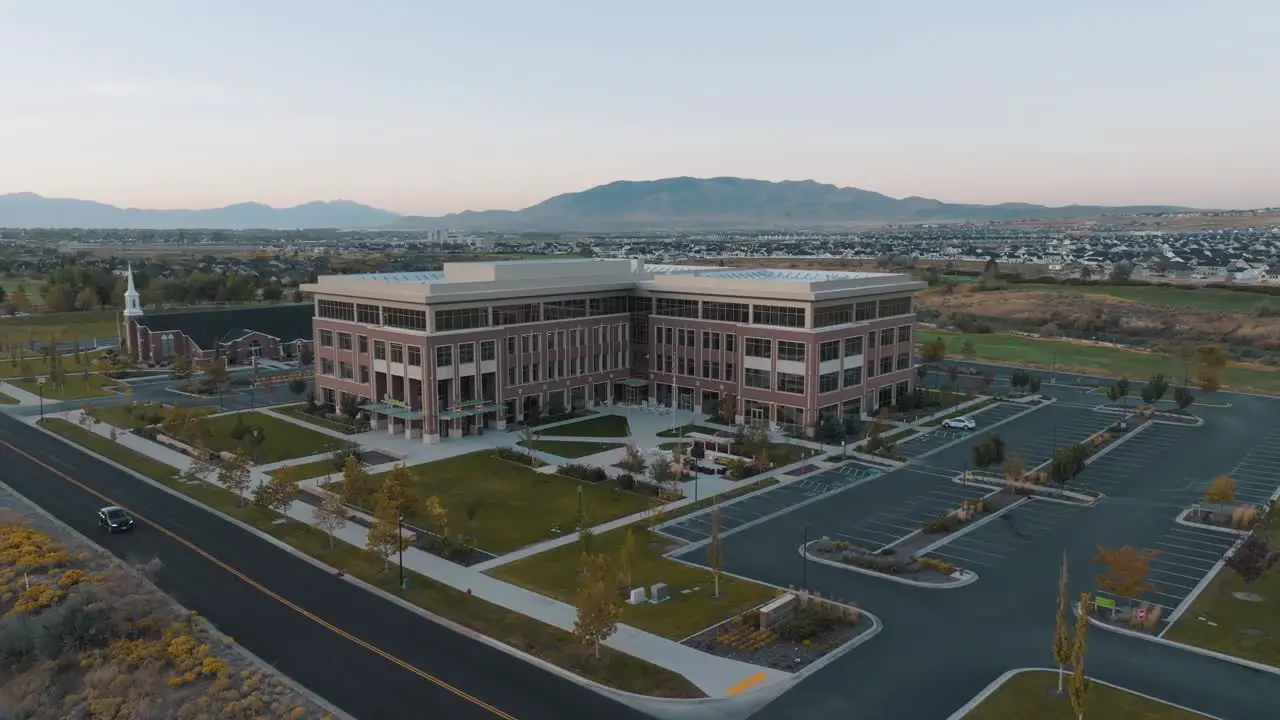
37,377,45,421
398,514,405,590
802,525,810,589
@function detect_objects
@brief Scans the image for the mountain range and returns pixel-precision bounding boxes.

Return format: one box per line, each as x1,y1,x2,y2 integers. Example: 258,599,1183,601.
0,178,1191,230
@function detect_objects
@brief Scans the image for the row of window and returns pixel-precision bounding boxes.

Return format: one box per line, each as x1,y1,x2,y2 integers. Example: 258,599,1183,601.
740,327,911,360
814,296,914,328
649,298,807,328
742,368,807,394
743,338,806,362
505,324,627,355
318,330,497,367
319,300,429,331
653,326,739,352
655,355,737,381
505,352,625,386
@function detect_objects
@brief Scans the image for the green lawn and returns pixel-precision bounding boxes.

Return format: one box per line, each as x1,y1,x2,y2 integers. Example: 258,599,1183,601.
347,451,652,553
0,308,121,342
517,439,623,459
0,390,17,404
1163,526,1280,667
195,410,352,463
9,373,121,399
86,402,215,429
490,524,777,640
920,329,1280,394
37,418,700,698
0,278,47,307
962,669,1209,719
0,348,109,379
268,455,349,481
656,424,720,438
1025,283,1270,314
540,414,631,438
276,403,360,434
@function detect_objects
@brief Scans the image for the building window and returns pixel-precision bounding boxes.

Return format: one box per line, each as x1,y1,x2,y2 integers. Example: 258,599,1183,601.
662,326,673,345
819,340,840,362
373,340,386,360
337,332,352,350
357,303,380,324
507,366,516,386
389,344,404,364
318,300,355,321
435,307,490,331
898,325,912,344
494,303,541,326
776,341,806,363
532,363,540,382
458,343,475,364
520,335,530,354
435,346,452,367
819,372,840,393
744,338,772,358
843,366,862,387
521,365,530,383
855,301,878,322
384,307,427,331
702,331,721,350
589,295,630,316
338,362,354,380
654,297,700,318
744,368,771,389
868,332,876,349
358,335,368,353
663,355,673,373
897,352,911,370
879,297,913,317
506,336,516,355
752,304,806,328
533,333,541,353
880,356,893,375
320,358,334,375
544,299,588,320
701,359,721,380
318,330,333,347
880,329,895,346
407,345,422,367
359,365,369,383
480,340,495,361
546,332,557,351
776,372,805,394
815,304,853,328
844,336,863,356
725,333,736,352
702,301,750,323
725,362,735,380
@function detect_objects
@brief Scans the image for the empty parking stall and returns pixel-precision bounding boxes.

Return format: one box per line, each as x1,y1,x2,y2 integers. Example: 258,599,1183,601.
896,402,1031,460
1071,423,1198,496
655,464,883,544
922,500,1087,569
1001,410,1119,470
1222,426,1280,505
1094,524,1239,626
826,482,994,553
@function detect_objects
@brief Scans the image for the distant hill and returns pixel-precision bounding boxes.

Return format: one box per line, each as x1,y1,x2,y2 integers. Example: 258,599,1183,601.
1,178,1192,230
398,177,1189,231
0,193,400,230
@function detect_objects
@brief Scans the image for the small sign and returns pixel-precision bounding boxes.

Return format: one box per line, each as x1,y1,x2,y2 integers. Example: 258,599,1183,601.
1136,608,1148,620
1094,597,1116,609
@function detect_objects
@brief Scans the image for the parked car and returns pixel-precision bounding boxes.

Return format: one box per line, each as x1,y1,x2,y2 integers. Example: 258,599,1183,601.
943,416,977,430
98,506,135,533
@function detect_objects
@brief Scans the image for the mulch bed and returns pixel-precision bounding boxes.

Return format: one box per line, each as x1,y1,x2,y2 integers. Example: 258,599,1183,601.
682,615,870,671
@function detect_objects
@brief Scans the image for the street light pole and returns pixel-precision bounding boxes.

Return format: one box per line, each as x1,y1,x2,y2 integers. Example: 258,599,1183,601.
37,379,45,421
398,514,405,590
802,525,810,589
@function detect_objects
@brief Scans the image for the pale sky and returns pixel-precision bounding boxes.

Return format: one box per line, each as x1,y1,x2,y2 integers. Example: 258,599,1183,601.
2,1,1277,215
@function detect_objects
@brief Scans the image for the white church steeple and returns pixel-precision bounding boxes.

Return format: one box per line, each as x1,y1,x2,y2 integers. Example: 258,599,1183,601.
123,263,143,317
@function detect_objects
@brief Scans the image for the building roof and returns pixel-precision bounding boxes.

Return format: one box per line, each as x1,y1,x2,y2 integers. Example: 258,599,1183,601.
134,304,312,350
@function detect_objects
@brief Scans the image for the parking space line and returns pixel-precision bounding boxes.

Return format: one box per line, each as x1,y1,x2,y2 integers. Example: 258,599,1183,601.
1169,527,1238,542
944,543,1005,558
1152,576,1196,592
1152,557,1218,573
930,550,994,567
1158,541,1227,558
1161,534,1233,550
862,518,918,533
1151,567,1203,582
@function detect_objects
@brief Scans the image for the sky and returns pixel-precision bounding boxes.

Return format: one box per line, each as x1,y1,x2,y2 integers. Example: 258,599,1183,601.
2,0,1277,215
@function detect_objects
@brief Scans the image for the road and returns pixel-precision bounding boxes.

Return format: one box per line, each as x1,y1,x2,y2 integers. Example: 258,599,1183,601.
0,414,645,720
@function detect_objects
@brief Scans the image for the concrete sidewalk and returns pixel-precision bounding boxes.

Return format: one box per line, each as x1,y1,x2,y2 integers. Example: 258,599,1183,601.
34,409,792,698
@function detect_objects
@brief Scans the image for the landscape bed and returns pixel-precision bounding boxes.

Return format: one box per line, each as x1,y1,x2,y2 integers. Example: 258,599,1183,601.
961,669,1211,720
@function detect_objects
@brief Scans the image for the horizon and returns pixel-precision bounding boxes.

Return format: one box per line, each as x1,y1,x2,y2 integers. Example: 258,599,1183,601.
3,1,1277,214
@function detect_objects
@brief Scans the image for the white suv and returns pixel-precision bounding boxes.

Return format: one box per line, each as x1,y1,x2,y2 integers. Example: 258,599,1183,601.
942,416,977,430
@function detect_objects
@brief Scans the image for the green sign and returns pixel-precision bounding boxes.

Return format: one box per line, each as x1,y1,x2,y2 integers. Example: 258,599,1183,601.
1094,597,1116,609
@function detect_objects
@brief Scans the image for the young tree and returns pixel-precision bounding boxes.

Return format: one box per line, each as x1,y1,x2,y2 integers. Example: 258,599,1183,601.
618,444,647,474
1053,553,1073,694
312,490,349,548
971,441,993,472
288,377,307,396
171,353,193,379
1092,545,1159,608
378,464,419,519
1203,475,1236,504
619,526,637,588
1226,534,1278,593
960,339,976,357
254,465,300,515
573,553,622,659
204,359,229,387
1115,377,1131,406
919,337,947,363
519,423,537,459
1002,453,1026,485
422,495,450,541
707,503,724,598
1148,373,1169,402
365,497,402,572
218,453,253,506
1173,385,1195,410
1068,592,1092,720
1105,384,1120,404
340,453,369,502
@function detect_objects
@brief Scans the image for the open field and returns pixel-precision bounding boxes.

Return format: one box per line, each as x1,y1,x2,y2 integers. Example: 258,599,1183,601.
195,410,352,463
9,373,122,399
490,524,776,640
86,402,215,429
1017,283,1271,313
0,308,120,342
962,669,1210,719
36,418,701,698
0,278,47,306
354,451,653,553
0,348,109,379
276,403,360,434
919,329,1280,394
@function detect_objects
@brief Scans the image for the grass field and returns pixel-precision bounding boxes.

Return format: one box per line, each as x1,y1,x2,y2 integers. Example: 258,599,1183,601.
1024,283,1271,313
1163,525,1280,667
353,450,652,553
0,390,16,404
0,348,109,379
489,524,776,640
0,308,121,342
37,418,700,698
9,373,121,399
920,329,1280,394
195,411,352,463
517,439,623,459
0,278,47,307
962,669,1209,719
86,402,215,429
268,455,348,480
276,403,360,434
540,414,631,438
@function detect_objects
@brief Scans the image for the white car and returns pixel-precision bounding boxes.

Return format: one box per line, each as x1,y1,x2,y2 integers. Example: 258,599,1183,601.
943,416,977,430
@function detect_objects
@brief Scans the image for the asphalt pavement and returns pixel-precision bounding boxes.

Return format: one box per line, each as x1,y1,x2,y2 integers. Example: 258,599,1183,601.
0,414,645,720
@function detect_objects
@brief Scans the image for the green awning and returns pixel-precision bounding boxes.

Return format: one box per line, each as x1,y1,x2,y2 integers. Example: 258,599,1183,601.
618,378,649,388
361,402,420,419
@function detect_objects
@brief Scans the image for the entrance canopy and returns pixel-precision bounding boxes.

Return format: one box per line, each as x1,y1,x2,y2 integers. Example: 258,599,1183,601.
438,402,504,420
618,378,649,388
361,402,420,420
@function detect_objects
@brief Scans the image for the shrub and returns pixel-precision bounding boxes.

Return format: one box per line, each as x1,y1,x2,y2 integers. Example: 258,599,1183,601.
916,557,955,574
558,464,607,483
615,473,635,491
776,611,838,642
494,447,538,466
921,514,959,534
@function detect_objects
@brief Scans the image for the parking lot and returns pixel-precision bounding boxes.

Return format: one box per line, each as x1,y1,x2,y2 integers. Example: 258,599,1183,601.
1093,523,1239,625
896,402,1031,460
826,480,994,553
656,463,883,544
1222,425,1280,505
1001,409,1118,470
1070,423,1199,497
922,500,1088,569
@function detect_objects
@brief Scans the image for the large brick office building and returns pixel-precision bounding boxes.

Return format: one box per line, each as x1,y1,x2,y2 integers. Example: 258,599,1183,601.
302,259,924,443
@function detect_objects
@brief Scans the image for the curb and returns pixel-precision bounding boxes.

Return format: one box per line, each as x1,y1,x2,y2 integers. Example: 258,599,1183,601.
24,418,782,715
797,542,979,589
944,667,1225,720
1160,512,1246,635
1090,404,1206,427
1073,602,1280,678
948,475,1100,507
911,493,1029,557
0,477,355,720
1173,508,1250,536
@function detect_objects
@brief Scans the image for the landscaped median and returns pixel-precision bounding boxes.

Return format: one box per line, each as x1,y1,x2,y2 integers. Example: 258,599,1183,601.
34,417,706,698
955,668,1213,719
